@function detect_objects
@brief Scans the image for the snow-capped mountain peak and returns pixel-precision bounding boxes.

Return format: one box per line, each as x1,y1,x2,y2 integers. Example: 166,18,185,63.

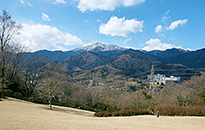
74,43,126,52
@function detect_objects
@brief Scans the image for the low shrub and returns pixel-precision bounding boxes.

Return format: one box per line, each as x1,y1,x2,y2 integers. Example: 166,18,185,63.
28,97,36,102
82,105,94,111
94,111,112,117
4,89,14,97
94,109,153,117
154,105,205,116
13,92,23,99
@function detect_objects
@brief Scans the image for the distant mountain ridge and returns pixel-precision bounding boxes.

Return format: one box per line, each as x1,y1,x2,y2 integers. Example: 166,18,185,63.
26,43,205,80
29,43,194,61
164,48,205,68
57,49,196,80
145,48,190,59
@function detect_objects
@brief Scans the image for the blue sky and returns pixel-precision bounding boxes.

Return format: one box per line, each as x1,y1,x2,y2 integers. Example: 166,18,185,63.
1,0,205,52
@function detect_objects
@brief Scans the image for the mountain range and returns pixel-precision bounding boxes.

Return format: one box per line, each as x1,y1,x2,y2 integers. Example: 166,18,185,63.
27,43,205,81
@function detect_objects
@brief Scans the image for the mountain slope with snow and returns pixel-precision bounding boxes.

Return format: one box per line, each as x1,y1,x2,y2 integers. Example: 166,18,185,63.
73,43,126,52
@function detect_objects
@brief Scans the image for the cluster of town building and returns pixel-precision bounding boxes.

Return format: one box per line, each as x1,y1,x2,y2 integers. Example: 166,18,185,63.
146,65,181,91
147,74,180,85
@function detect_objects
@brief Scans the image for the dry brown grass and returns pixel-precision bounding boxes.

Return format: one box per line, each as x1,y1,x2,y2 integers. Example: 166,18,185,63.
0,97,205,130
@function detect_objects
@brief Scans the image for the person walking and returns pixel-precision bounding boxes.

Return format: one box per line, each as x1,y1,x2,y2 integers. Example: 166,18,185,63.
156,110,159,118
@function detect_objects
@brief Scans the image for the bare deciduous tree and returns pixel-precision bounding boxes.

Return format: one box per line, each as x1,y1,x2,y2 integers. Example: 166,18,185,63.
21,55,48,99
40,63,65,110
6,45,26,87
60,81,72,102
0,10,24,95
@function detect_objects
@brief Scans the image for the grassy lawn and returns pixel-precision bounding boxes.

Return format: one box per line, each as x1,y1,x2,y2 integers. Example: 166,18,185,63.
0,97,205,130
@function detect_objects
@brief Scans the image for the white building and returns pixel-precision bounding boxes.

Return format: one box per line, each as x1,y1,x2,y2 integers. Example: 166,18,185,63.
147,74,180,84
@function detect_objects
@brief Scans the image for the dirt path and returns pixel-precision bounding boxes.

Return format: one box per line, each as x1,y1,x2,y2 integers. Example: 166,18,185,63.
0,97,205,130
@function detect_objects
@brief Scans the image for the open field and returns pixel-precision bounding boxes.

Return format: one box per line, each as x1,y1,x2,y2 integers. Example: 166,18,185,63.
0,98,205,130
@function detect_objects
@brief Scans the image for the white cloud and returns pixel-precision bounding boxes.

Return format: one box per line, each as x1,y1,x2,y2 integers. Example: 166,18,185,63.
155,25,163,33
16,23,83,52
123,37,132,44
99,16,143,37
122,45,138,50
143,38,175,51
82,42,93,47
166,19,188,30
20,0,25,4
77,0,145,13
42,13,50,21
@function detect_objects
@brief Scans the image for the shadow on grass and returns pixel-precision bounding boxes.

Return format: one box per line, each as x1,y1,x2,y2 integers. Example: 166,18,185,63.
41,106,94,117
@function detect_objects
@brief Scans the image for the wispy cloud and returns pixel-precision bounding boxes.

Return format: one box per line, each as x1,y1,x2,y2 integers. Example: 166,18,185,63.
20,0,25,4
49,0,67,4
55,0,66,4
123,37,132,44
77,0,145,13
20,0,32,7
27,2,32,7
166,19,188,30
97,19,101,22
165,10,170,15
161,10,171,23
42,13,50,21
99,16,143,37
